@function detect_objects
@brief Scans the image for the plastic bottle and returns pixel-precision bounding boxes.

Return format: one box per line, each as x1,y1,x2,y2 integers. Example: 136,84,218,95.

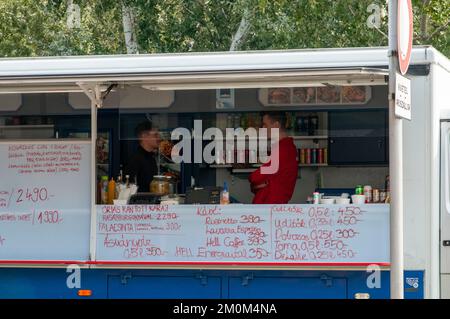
227,114,234,129
234,114,241,128
115,175,122,200
107,177,116,204
100,176,109,204
220,182,230,205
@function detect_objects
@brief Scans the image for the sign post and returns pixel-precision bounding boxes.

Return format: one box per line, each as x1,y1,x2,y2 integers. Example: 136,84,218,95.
389,0,413,299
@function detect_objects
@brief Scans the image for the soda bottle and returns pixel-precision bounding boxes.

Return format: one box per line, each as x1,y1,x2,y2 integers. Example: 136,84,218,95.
355,185,363,195
101,176,109,204
107,177,116,205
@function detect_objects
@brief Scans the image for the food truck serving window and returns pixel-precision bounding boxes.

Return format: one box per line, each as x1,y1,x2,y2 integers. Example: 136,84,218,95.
0,62,390,267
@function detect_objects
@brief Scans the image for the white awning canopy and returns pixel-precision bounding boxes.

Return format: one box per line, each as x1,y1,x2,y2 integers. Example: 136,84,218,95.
0,67,388,93
0,46,441,94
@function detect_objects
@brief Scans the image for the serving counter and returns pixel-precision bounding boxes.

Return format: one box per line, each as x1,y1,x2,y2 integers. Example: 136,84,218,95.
94,204,390,266
0,140,390,269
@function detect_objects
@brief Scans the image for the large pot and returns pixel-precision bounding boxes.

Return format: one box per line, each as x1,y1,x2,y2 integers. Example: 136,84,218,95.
149,175,170,195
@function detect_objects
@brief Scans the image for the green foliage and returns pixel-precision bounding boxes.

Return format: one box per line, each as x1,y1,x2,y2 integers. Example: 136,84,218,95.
413,0,450,55
0,0,124,56
0,0,448,57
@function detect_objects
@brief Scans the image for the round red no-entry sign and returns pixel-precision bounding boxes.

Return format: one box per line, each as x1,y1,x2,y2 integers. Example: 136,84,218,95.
397,0,413,75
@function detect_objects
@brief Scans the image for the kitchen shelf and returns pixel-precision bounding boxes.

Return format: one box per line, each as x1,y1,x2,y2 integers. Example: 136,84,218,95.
231,168,257,174
209,164,233,168
160,162,181,173
0,125,54,129
196,135,328,141
290,135,328,140
299,163,328,167
229,163,328,174
0,124,55,139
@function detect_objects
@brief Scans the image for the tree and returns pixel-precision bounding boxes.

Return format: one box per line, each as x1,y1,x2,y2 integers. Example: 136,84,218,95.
121,0,139,54
0,0,448,57
0,0,125,56
414,0,449,54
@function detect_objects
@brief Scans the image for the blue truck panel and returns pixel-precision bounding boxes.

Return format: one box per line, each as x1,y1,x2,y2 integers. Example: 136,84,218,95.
0,268,424,299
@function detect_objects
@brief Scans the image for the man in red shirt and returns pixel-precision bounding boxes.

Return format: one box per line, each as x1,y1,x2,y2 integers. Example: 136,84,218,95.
249,112,298,204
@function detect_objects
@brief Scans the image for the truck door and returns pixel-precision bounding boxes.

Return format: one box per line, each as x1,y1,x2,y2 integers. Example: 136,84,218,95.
440,121,450,298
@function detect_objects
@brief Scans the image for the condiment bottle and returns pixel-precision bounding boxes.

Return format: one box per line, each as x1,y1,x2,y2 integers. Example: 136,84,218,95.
115,175,122,200
100,176,109,204
107,177,116,204
220,182,230,205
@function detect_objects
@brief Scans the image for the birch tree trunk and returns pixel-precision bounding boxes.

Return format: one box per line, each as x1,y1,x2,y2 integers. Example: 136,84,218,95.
229,9,251,51
66,0,81,30
122,2,139,54
420,0,430,41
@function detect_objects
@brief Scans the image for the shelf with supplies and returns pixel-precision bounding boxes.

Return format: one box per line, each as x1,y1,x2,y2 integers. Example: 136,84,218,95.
0,124,55,139
211,163,329,174
198,135,328,141
290,135,328,140
0,125,54,129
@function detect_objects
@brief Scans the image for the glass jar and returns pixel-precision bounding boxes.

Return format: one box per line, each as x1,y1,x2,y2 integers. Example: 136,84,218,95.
165,176,177,194
150,175,170,195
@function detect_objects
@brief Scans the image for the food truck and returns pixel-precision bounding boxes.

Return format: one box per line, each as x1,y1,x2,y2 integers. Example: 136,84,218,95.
0,46,449,299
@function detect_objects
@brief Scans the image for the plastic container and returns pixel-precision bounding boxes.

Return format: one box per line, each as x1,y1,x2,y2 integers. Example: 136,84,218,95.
363,185,373,203
311,148,317,164
306,149,311,164
351,194,366,204
319,198,335,204
373,189,380,203
318,148,323,164
335,198,351,205
300,149,305,164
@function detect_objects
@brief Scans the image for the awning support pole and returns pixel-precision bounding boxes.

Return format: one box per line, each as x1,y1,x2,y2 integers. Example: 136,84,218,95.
388,0,404,299
78,83,104,262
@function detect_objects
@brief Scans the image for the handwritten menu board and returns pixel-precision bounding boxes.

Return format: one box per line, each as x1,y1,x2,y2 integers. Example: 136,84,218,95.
96,204,389,264
0,141,91,260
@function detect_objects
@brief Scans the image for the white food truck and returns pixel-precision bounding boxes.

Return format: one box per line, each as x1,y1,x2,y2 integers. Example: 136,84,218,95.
0,45,448,299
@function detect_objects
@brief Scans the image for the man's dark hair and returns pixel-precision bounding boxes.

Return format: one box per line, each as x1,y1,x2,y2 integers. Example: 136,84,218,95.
261,111,287,128
135,121,153,138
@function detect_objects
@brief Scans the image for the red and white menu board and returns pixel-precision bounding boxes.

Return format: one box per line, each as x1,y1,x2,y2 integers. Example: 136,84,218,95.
96,204,389,264
0,141,91,261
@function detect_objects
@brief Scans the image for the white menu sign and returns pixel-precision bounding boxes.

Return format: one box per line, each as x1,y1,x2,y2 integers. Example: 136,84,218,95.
0,140,91,261
95,204,390,264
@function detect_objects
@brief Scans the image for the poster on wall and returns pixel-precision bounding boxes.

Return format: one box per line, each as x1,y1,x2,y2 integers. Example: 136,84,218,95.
258,86,371,106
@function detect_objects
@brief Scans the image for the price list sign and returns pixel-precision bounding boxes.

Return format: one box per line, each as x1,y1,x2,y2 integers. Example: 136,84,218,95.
0,141,91,261
96,204,389,264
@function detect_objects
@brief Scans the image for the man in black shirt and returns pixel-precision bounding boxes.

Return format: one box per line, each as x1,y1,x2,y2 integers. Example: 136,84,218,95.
124,121,161,192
